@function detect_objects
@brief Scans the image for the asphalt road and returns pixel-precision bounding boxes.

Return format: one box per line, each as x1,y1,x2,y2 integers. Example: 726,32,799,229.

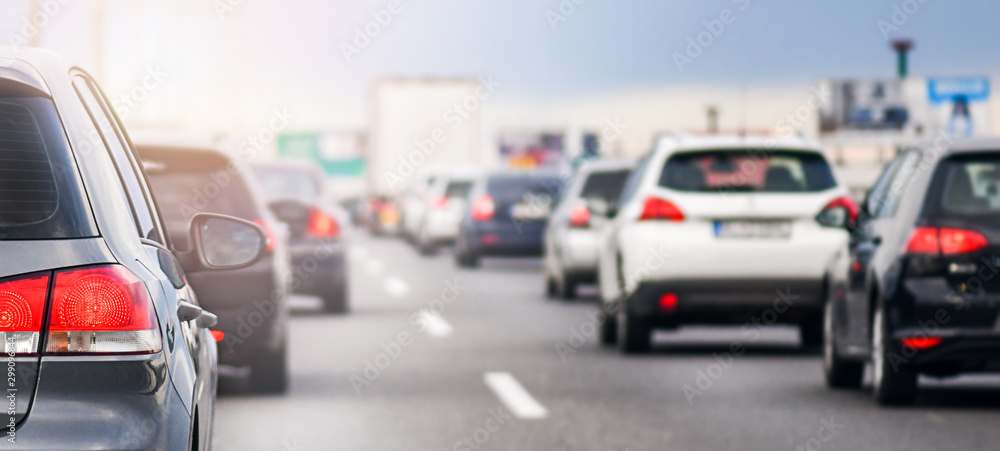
213,233,1000,451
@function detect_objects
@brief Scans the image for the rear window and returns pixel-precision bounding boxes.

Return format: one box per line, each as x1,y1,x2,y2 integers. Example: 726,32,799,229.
487,175,562,201
444,181,473,199
255,167,320,200
138,147,257,248
580,169,631,203
929,153,1000,216
659,150,836,193
0,97,96,240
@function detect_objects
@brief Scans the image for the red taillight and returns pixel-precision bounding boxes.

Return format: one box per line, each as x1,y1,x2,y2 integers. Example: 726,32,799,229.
369,199,382,212
252,218,276,251
568,205,590,228
940,228,988,254
639,197,684,221
307,208,340,238
659,293,678,310
901,336,942,349
0,273,49,354
906,227,988,255
431,197,450,209
472,195,495,221
46,265,161,354
210,330,225,342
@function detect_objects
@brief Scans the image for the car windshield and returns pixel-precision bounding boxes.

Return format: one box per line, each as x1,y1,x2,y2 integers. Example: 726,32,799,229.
0,96,96,240
931,153,1000,215
444,181,473,199
659,150,837,193
255,167,320,200
487,175,562,202
579,169,631,203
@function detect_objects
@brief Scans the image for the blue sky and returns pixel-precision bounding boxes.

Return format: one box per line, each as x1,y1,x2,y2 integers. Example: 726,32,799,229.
1,0,997,125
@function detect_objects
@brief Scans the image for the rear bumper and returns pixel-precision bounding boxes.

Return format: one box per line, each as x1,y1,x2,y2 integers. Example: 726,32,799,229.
12,353,191,450
893,331,1000,372
622,278,824,327
468,221,545,256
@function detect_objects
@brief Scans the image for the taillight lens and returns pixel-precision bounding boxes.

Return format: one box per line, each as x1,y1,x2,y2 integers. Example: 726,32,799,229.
307,208,340,238
901,336,942,349
0,273,49,354
906,227,988,255
252,218,276,251
940,228,988,254
639,197,684,221
817,196,859,228
568,205,590,228
431,197,450,209
46,266,161,354
472,195,495,221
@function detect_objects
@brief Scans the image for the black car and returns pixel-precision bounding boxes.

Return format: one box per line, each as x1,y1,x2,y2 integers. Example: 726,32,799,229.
254,161,349,313
0,48,266,449
135,136,292,393
824,138,1000,405
455,171,563,267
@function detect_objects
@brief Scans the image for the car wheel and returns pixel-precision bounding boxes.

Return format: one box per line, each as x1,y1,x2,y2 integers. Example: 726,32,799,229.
872,304,917,405
600,306,617,345
545,276,557,299
250,339,288,394
799,315,823,347
823,300,863,388
617,308,651,354
558,274,578,300
322,283,348,314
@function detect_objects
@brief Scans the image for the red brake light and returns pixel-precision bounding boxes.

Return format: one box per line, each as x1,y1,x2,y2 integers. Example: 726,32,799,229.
0,273,49,354
659,293,678,310
252,218,276,251
940,228,988,254
639,197,684,221
431,197,450,209
472,195,495,221
906,227,988,255
307,208,340,238
210,330,225,342
901,336,942,349
568,205,590,228
46,265,161,354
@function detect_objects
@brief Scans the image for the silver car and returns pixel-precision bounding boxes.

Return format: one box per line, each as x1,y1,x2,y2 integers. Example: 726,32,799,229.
544,159,635,299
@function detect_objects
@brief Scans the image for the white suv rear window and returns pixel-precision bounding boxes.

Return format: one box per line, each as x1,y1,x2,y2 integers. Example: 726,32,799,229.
659,150,836,193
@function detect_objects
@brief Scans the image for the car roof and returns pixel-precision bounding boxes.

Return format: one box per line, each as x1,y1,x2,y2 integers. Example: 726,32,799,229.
577,158,636,172
654,132,823,154
0,46,74,96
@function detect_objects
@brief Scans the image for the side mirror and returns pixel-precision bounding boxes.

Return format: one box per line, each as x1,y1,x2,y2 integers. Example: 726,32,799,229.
176,213,267,272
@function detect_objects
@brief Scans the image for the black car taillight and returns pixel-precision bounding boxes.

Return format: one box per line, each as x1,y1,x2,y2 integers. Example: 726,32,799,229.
904,227,989,277
0,273,49,355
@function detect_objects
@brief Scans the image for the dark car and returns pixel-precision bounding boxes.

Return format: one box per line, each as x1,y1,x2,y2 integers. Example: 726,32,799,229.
824,138,1000,405
254,161,349,313
0,48,267,449
455,171,563,267
135,136,292,393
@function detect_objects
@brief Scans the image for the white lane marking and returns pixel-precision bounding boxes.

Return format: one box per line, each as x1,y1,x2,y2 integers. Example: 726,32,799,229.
384,277,410,298
365,260,384,275
349,246,369,261
417,311,453,338
483,372,549,419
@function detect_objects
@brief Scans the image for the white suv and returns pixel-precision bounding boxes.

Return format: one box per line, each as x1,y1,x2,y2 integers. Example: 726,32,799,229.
597,133,856,353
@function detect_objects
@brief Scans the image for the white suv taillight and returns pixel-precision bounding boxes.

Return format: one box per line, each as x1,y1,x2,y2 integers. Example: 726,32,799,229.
45,266,161,355
0,273,48,355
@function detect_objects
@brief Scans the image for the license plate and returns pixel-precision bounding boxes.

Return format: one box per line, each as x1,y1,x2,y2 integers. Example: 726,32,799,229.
714,220,791,239
510,203,550,220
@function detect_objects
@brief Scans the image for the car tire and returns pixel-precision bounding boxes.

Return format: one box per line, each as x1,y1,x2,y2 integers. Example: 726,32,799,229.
558,274,578,300
823,300,863,388
600,307,617,345
250,339,289,394
872,304,917,406
545,276,557,299
799,316,823,347
322,283,348,314
617,308,651,354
